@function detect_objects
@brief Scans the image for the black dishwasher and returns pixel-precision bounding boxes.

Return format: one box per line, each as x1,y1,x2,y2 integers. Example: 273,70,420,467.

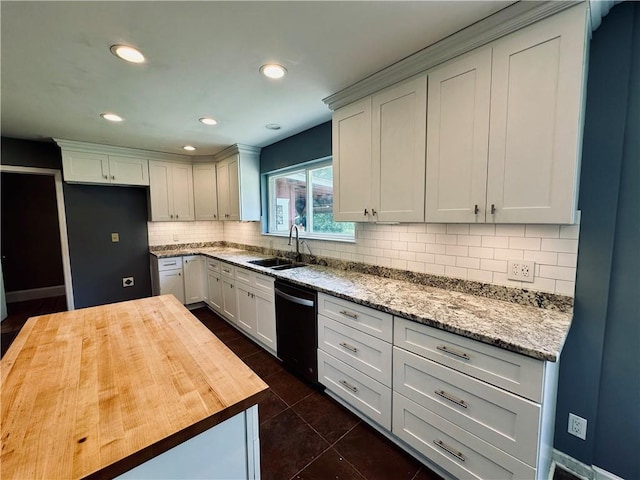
274,280,318,385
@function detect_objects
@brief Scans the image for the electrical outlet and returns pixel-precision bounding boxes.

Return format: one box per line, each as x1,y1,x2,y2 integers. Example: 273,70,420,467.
173,234,179,242
568,413,587,440
111,232,119,242
122,277,134,288
507,259,535,283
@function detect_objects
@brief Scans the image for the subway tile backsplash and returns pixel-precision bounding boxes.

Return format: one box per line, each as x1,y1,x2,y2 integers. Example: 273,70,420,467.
149,219,580,297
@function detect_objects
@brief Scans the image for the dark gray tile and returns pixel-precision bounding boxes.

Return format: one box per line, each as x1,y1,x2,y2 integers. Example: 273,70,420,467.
293,392,360,444
293,448,365,480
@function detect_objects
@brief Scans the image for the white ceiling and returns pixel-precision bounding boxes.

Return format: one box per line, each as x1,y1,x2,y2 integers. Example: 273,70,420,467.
1,1,512,157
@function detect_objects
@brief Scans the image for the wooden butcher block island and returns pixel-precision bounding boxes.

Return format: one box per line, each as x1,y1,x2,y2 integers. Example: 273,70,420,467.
1,295,268,479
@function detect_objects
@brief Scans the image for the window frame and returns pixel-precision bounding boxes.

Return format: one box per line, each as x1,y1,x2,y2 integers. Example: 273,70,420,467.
264,157,355,242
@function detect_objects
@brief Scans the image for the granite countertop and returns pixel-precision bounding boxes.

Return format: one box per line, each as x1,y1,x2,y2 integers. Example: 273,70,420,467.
150,247,572,362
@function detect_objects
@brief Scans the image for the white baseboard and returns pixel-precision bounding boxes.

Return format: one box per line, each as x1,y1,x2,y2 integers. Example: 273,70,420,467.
6,285,66,303
552,450,626,480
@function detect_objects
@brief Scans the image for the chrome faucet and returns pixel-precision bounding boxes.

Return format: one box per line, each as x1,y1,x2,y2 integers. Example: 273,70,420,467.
288,224,300,261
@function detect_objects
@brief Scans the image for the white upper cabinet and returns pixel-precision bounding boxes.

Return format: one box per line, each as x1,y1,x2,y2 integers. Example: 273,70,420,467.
149,160,195,221
214,145,261,222
426,5,587,224
486,6,587,224
333,75,427,223
333,98,372,222
426,49,491,223
62,151,149,186
193,164,219,221
373,75,427,222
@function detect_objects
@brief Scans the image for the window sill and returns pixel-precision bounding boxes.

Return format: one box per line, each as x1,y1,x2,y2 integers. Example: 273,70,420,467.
261,232,356,244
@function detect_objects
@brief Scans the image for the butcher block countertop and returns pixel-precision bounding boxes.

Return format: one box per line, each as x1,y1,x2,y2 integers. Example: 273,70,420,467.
0,295,268,480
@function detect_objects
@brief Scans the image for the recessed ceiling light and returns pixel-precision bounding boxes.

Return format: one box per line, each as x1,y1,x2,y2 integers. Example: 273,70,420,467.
199,117,218,126
110,44,146,64
260,64,287,79
265,123,281,130
183,145,196,151
100,113,123,122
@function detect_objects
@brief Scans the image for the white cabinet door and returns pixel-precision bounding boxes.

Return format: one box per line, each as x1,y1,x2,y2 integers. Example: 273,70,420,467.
183,256,204,304
149,161,174,221
332,98,372,222
170,163,195,221
236,283,257,336
62,151,110,184
159,269,185,304
108,156,149,186
207,271,223,313
149,161,195,221
254,290,276,353
193,164,219,220
221,277,237,323
227,155,241,221
216,160,230,220
426,50,491,223
372,75,427,223
487,6,587,224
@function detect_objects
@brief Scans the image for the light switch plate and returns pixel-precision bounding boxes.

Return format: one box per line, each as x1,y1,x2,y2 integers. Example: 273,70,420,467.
111,232,119,242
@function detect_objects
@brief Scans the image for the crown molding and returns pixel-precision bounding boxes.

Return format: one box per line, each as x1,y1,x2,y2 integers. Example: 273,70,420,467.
323,1,586,111
212,143,262,162
53,138,195,163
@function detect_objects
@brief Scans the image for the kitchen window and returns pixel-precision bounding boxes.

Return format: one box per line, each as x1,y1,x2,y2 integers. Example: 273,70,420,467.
266,159,355,240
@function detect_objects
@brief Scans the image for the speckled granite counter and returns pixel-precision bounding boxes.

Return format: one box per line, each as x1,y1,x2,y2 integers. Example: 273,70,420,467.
150,246,572,362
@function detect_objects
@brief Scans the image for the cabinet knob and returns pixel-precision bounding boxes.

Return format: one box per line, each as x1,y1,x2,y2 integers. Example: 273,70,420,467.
371,209,377,216
111,175,115,180
103,175,108,179
176,214,179,219
213,214,217,219
491,204,496,214
170,214,174,219
474,204,479,215
364,208,368,216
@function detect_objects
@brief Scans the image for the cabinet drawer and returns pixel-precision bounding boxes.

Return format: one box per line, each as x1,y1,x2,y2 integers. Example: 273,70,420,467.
393,347,540,466
220,263,235,279
393,394,535,480
317,350,391,430
318,315,392,387
394,317,544,402
235,266,253,285
158,257,183,271
206,258,220,272
318,293,392,342
254,272,274,294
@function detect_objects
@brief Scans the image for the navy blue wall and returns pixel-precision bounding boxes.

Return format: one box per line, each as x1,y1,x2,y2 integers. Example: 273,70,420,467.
260,122,331,173
554,4,640,478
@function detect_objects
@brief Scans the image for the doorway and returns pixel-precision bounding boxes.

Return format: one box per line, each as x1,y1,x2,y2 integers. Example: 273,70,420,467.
0,165,74,318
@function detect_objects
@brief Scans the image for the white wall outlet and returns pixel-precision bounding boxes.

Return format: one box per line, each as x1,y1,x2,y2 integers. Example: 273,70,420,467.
173,234,179,242
122,277,134,287
507,259,535,283
111,232,119,242
568,413,587,440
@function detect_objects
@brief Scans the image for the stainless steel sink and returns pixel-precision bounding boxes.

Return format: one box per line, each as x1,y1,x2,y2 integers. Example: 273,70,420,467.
248,257,292,268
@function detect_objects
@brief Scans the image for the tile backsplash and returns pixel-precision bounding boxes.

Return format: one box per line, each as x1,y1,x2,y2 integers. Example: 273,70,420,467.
150,220,580,297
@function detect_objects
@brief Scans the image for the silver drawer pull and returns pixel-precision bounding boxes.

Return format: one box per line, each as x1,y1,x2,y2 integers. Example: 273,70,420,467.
435,390,467,408
433,440,465,462
339,379,358,393
223,268,231,273
436,345,470,360
339,310,359,320
164,262,177,266
339,342,358,353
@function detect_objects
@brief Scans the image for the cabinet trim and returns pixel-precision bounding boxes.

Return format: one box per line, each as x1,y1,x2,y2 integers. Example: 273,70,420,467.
55,138,193,163
323,2,585,111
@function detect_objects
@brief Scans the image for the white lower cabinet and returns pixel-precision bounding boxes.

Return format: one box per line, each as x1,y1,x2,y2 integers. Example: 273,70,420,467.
183,256,204,305
155,257,185,304
317,294,393,430
207,269,223,313
220,263,237,324
318,350,392,430
393,394,535,480
235,267,277,355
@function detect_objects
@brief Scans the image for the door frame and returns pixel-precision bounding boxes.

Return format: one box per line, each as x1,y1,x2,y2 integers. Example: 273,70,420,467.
0,165,75,310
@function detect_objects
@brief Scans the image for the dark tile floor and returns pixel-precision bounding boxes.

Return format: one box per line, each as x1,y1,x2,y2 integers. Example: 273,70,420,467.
193,307,441,480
